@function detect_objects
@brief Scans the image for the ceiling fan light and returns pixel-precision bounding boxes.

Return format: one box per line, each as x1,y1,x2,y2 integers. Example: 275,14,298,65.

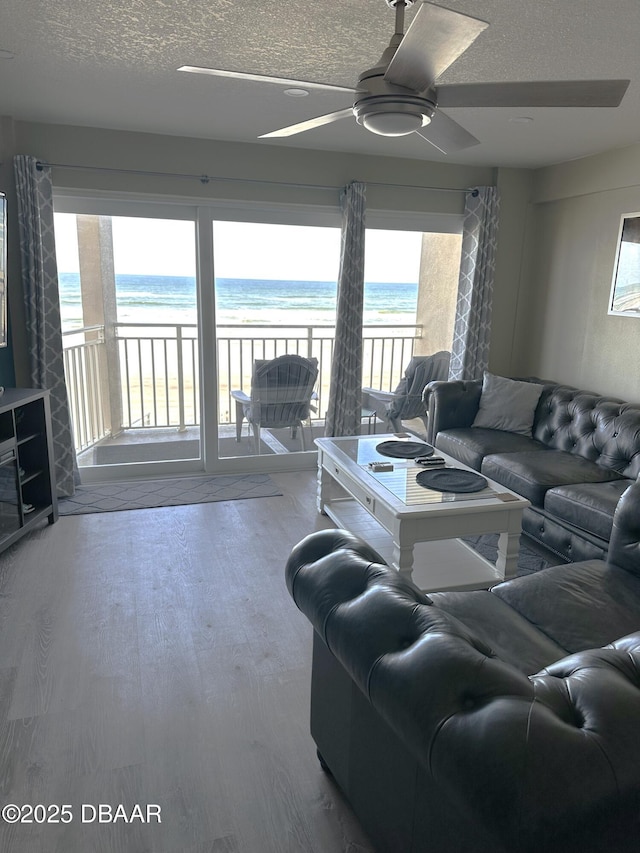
362,111,425,137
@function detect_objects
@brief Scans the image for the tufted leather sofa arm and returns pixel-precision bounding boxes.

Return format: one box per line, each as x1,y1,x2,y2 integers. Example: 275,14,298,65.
609,476,640,576
286,528,640,850
422,379,482,443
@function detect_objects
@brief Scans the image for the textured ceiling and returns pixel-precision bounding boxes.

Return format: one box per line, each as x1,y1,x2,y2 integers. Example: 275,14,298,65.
1,0,640,167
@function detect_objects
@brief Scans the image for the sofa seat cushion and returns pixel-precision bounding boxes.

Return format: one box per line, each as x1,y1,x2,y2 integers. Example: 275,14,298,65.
481,450,624,507
430,589,568,675
491,561,640,652
544,479,634,541
435,428,545,471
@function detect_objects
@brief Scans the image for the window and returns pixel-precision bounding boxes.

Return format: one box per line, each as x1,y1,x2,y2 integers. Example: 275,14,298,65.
53,193,462,470
53,208,198,464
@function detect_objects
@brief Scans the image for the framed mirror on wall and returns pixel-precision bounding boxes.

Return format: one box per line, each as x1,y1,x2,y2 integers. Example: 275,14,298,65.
0,191,6,347
609,212,640,317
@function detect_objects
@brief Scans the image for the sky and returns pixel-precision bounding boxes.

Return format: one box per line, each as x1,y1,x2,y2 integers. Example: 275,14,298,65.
54,214,424,283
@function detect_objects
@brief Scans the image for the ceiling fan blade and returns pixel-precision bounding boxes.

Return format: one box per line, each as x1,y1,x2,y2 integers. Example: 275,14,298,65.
437,79,630,108
259,108,354,138
178,66,357,94
415,109,480,154
385,2,488,93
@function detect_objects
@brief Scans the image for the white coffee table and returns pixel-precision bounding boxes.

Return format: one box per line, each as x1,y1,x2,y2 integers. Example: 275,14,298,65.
315,434,530,593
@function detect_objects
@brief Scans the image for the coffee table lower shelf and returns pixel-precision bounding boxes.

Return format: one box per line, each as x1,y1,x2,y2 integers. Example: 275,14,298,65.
323,498,504,593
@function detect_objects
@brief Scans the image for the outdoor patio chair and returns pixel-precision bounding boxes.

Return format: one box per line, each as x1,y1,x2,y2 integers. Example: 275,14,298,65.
362,350,450,435
231,354,319,453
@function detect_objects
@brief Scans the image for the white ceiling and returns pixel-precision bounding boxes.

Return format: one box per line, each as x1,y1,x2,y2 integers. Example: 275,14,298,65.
1,0,640,169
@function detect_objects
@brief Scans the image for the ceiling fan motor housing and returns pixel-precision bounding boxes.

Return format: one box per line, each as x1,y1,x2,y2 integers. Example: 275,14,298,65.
354,70,436,136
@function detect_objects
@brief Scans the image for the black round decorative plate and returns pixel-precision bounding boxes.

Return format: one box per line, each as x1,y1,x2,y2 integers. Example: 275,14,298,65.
416,468,488,493
376,441,434,459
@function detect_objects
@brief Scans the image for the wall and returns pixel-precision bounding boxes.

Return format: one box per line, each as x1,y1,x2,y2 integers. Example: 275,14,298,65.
13,119,492,212
0,118,17,385
416,232,462,355
513,142,640,403
491,168,535,375
2,116,532,383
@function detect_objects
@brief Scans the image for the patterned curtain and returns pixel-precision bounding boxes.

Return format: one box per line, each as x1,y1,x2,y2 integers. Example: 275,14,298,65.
14,155,77,496
325,181,366,437
449,186,500,380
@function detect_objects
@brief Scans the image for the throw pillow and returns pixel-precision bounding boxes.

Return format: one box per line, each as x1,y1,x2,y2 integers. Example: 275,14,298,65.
473,372,544,436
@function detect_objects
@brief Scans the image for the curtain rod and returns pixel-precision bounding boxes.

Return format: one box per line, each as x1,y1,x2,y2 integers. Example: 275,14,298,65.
35,160,478,196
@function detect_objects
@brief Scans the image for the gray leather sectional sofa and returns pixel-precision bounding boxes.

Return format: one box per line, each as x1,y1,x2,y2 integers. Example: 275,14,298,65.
285,478,640,853
423,378,640,562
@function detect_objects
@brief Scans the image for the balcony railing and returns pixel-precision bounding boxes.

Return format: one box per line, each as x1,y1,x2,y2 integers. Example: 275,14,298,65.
62,325,110,453
62,322,421,454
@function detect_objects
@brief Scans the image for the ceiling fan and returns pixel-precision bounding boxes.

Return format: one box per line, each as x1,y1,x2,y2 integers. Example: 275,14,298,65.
178,0,630,154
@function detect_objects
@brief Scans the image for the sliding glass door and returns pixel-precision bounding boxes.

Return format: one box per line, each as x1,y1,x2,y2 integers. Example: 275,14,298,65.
53,194,462,480
54,199,202,478
210,221,458,462
211,220,341,461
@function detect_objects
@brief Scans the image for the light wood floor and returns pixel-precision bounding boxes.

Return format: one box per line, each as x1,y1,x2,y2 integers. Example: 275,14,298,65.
0,471,375,853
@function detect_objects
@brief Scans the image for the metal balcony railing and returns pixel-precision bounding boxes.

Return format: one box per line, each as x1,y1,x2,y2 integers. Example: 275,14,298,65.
63,322,422,454
62,325,110,453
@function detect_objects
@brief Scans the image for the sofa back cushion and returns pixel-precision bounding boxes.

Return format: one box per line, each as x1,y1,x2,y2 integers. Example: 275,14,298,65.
532,385,640,478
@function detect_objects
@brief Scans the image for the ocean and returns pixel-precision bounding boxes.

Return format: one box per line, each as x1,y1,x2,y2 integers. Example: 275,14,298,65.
58,273,418,328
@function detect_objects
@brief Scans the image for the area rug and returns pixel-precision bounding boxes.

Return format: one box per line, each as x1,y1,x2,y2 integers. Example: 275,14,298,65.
58,473,283,515
464,532,549,577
